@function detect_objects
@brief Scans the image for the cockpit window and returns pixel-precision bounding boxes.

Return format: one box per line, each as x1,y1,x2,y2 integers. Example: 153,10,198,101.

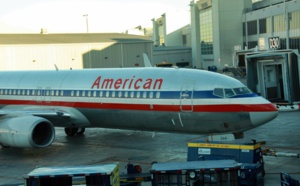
213,88,224,98
213,87,251,98
233,87,251,95
224,89,235,98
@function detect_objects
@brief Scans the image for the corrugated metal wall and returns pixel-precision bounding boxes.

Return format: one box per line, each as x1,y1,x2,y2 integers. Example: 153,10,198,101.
0,42,152,70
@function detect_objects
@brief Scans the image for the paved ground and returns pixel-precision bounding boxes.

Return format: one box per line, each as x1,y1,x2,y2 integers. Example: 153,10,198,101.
0,111,299,186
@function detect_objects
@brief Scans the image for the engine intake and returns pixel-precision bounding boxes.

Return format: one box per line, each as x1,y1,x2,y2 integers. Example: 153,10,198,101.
0,116,55,148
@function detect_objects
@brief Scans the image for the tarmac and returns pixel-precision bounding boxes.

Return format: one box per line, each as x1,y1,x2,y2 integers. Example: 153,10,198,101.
0,110,299,186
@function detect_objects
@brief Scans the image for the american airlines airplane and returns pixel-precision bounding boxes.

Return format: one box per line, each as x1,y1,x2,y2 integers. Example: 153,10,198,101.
0,67,278,148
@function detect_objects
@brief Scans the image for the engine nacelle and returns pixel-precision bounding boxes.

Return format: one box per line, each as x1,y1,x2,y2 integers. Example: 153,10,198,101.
0,116,55,148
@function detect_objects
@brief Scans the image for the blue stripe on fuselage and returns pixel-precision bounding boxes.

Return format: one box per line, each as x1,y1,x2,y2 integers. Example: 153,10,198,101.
0,88,258,99
160,91,258,99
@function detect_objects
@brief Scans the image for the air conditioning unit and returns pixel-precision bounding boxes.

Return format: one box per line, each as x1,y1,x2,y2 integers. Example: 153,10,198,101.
197,0,212,10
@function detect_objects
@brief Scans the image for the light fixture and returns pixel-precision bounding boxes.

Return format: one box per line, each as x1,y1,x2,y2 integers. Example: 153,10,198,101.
189,171,196,179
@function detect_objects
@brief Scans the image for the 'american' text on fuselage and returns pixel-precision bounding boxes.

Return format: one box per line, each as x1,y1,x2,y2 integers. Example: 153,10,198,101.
91,76,164,90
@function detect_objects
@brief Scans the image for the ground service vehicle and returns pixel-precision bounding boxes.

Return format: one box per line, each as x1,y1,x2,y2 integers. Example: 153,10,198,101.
187,141,265,186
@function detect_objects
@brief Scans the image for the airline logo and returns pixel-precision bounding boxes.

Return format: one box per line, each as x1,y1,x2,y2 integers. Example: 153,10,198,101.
91,76,164,90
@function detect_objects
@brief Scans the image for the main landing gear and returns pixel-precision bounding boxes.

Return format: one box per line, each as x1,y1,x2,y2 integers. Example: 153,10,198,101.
64,127,85,136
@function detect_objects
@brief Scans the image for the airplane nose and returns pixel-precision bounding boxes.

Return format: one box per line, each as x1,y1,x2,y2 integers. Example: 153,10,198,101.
250,104,278,126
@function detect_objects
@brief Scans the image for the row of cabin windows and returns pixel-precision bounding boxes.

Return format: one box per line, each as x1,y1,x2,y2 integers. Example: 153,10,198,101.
0,89,161,99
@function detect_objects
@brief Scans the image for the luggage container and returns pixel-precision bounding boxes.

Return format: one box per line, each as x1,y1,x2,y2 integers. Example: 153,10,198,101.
23,163,120,186
150,160,241,186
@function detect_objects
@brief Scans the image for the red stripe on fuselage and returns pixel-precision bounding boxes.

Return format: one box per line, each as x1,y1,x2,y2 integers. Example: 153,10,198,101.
0,99,277,112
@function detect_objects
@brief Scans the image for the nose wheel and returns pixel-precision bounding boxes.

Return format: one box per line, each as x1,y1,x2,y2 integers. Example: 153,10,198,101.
64,127,85,136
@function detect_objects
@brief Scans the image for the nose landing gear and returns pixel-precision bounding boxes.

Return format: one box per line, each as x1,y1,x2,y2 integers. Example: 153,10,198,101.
64,127,85,136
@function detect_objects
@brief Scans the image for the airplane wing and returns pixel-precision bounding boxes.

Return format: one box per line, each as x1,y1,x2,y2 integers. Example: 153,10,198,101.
0,106,90,127
0,108,70,118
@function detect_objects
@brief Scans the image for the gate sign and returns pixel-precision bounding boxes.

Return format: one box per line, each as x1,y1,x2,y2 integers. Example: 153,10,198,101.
269,37,280,49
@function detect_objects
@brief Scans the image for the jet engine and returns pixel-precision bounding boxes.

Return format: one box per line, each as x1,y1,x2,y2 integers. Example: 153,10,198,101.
0,116,55,148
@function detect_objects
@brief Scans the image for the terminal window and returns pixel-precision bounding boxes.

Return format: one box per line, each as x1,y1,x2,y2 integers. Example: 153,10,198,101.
199,8,213,55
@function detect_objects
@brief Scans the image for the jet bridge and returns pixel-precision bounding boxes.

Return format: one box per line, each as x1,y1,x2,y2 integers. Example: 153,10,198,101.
236,49,300,104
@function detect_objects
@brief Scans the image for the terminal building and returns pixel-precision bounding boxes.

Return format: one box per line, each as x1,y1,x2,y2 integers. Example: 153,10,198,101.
151,0,300,103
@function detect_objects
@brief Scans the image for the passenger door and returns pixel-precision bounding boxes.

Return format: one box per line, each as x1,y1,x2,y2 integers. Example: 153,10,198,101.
180,82,194,112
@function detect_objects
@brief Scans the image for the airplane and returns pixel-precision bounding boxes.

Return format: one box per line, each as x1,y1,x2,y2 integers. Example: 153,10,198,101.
0,66,278,148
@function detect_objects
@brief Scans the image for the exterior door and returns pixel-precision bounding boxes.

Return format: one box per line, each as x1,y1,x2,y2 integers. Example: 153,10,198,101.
180,82,194,112
35,87,43,103
45,87,51,103
264,65,280,100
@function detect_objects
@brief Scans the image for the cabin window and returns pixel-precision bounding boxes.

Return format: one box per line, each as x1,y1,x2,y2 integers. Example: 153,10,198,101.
106,91,110,98
22,90,25,95
142,92,147,98
0,90,2,95
149,92,153,98
112,91,116,98
88,91,91,97
100,91,103,97
46,90,50,96
136,92,140,98
155,92,160,99
18,89,21,95
82,91,86,97
71,91,74,96
60,90,64,96
118,91,122,98
4,90,8,95
9,90,12,95
124,91,128,98
93,91,97,97
130,91,134,98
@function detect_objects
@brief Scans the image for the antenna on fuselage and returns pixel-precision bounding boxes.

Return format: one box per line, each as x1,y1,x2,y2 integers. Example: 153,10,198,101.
54,64,59,71
143,53,152,67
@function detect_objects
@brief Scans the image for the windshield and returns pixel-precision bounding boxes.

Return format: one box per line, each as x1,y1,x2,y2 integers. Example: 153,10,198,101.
213,87,252,98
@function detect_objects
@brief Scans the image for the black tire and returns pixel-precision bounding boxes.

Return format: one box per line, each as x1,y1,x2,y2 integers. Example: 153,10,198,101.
77,128,85,135
64,127,78,136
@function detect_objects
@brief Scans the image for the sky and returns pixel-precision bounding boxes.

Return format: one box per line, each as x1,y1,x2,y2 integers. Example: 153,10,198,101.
0,0,191,33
